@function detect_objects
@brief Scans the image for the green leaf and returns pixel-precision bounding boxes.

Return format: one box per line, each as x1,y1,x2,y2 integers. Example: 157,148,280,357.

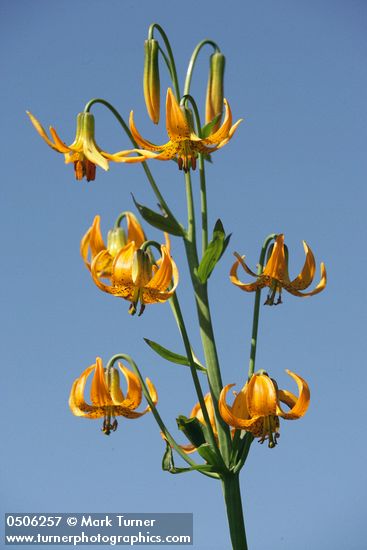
197,219,227,283
177,416,207,449
161,442,215,475
196,443,225,469
132,195,184,236
144,338,206,373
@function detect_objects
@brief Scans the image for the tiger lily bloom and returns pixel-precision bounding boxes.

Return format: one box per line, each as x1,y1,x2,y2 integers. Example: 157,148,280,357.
219,370,310,448
230,234,327,305
118,88,242,172
90,234,178,316
69,357,158,435
179,394,218,454
80,213,145,277
27,111,129,181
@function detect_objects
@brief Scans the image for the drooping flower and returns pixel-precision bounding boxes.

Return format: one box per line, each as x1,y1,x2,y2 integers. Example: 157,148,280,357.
90,234,178,316
27,111,129,181
117,88,242,172
69,357,158,435
230,234,327,305
80,213,145,277
219,370,310,448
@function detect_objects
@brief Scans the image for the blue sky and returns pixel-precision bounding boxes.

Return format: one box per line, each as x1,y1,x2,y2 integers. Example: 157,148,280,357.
2,1,367,549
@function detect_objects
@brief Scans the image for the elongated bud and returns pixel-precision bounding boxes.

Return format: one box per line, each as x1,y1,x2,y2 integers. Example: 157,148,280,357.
107,227,126,256
132,249,152,287
144,39,160,124
105,367,125,403
205,52,225,131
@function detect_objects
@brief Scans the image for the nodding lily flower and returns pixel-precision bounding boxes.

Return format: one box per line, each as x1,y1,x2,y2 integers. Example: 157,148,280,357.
27,111,129,181
90,234,178,316
80,213,145,277
116,88,242,172
230,234,327,305
219,370,310,448
69,357,158,435
180,394,218,454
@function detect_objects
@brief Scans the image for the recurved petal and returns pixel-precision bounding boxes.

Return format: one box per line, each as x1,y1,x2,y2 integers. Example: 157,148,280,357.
276,370,310,420
49,127,72,153
91,251,115,293
69,364,96,416
118,363,142,410
230,256,263,292
80,225,93,269
90,357,113,407
231,385,251,419
247,374,277,417
202,99,232,144
289,241,316,290
146,246,174,291
165,88,191,140
286,262,327,297
219,384,263,430
89,215,106,256
129,111,163,151
27,111,65,153
84,136,109,171
126,212,145,247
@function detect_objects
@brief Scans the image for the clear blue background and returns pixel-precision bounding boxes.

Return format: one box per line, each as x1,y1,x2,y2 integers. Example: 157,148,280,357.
2,1,367,549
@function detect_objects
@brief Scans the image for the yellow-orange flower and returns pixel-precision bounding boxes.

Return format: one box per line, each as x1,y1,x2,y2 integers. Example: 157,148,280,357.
80,213,145,277
219,370,310,448
117,88,242,172
27,111,128,181
230,234,327,305
69,357,158,435
90,234,178,316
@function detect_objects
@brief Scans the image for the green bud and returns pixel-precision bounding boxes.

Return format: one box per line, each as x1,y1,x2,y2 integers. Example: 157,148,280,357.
107,227,126,256
144,39,160,124
205,52,226,131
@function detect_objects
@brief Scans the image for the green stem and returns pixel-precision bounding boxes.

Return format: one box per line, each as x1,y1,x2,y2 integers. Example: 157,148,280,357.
169,293,225,467
181,95,208,254
184,170,197,247
83,98,177,224
222,473,248,550
148,23,180,100
106,354,217,478
199,154,208,254
247,233,276,379
183,171,231,465
184,39,220,96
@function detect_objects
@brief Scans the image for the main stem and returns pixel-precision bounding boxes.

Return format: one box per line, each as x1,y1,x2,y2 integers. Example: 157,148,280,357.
222,474,248,550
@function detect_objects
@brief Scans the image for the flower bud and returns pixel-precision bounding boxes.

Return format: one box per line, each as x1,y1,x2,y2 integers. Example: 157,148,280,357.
107,227,127,257
143,39,160,124
205,52,226,131
132,249,152,287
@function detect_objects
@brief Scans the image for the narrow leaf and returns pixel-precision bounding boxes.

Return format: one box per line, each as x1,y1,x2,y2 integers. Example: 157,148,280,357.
132,195,184,236
197,219,226,283
144,338,206,372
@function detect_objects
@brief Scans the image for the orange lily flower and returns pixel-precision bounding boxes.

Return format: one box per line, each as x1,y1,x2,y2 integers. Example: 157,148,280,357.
27,111,128,181
90,234,178,316
118,88,242,172
80,213,145,277
230,234,327,305
219,370,310,448
69,357,158,435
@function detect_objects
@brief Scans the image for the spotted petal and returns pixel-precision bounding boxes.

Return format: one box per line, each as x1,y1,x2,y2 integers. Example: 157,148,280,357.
276,370,310,420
